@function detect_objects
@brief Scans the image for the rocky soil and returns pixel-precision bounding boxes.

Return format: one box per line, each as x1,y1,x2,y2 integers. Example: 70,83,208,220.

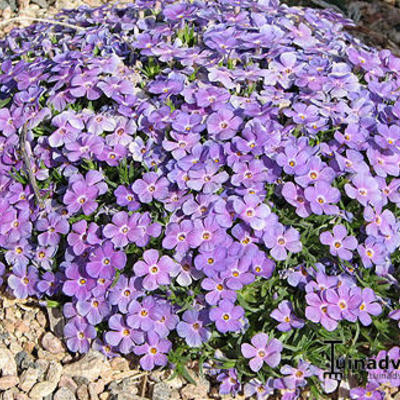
0,295,226,400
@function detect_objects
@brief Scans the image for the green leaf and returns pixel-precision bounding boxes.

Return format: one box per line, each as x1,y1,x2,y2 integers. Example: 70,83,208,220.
0,97,11,109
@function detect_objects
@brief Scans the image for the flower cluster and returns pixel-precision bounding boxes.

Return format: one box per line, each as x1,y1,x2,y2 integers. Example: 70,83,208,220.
1,0,400,397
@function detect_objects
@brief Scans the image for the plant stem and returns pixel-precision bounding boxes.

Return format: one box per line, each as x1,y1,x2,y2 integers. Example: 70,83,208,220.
0,16,85,31
19,124,45,210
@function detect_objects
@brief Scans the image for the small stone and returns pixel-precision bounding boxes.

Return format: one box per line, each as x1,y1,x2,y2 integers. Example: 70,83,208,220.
15,394,30,400
31,0,48,7
46,307,65,337
22,341,36,355
0,346,17,375
46,361,63,384
110,357,129,371
58,375,78,393
110,395,146,400
120,377,139,394
15,320,30,334
15,351,28,368
34,359,50,380
63,351,109,381
0,1,9,11
89,381,105,397
20,354,35,370
77,385,89,400
41,332,65,354
0,375,19,390
19,367,39,392
2,387,19,400
148,370,164,383
99,394,110,400
54,387,76,400
152,382,171,400
180,375,210,400
73,376,90,386
165,375,184,390
30,381,58,400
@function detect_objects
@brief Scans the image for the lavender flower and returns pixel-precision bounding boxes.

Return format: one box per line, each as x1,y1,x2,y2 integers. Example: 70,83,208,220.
320,225,357,261
133,249,174,291
176,310,211,347
241,333,283,372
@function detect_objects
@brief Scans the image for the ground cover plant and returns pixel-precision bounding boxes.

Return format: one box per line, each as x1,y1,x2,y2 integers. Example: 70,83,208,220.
1,0,400,398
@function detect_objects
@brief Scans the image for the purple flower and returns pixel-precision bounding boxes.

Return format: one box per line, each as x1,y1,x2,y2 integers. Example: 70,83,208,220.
134,331,171,370
188,215,226,252
133,250,174,291
176,310,211,347
389,308,400,328
270,300,304,331
220,257,255,290
241,333,283,372
64,318,97,353
132,172,169,204
8,265,39,299
233,194,271,231
36,213,70,246
0,108,17,136
217,369,241,396
103,211,161,248
207,108,242,140
319,225,357,261
209,299,244,333
162,220,194,254
48,111,83,148
107,275,142,314
305,292,338,331
67,220,101,256
76,295,111,325
187,162,229,194
34,246,56,271
355,287,382,326
350,383,384,400
244,378,274,400
325,286,362,323
126,296,161,332
62,263,96,301
105,314,144,354
304,182,340,215
263,224,302,261
114,185,140,211
345,174,381,207
86,241,126,280
63,180,98,216
70,70,101,100
280,360,313,389
170,255,202,287
153,303,179,339
357,238,386,268
281,182,311,218
201,276,237,305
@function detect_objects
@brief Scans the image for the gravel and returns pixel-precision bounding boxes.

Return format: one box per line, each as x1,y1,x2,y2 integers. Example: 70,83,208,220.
0,296,215,399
